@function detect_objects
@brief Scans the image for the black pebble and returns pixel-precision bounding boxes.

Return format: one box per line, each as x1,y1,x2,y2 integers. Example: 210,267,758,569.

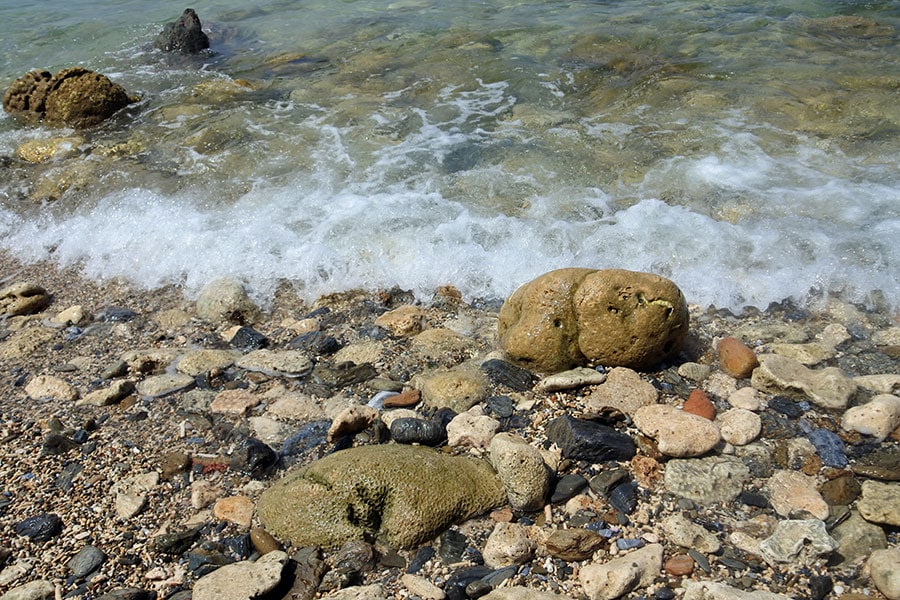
230,326,268,350
68,545,106,578
809,575,833,600
42,432,80,455
95,306,138,322
406,546,435,574
655,589,676,600
390,418,445,446
15,513,63,541
229,437,278,478
768,396,804,418
480,359,534,391
608,481,638,514
439,529,468,564
551,474,589,504
738,491,770,508
485,395,515,419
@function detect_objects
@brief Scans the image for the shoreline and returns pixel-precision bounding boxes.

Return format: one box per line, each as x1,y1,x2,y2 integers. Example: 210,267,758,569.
1,251,898,600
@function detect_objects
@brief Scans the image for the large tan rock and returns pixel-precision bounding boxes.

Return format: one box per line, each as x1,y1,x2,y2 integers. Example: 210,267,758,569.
498,269,688,373
257,444,505,549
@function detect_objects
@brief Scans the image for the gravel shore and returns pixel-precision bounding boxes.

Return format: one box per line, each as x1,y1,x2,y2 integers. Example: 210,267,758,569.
1,251,898,600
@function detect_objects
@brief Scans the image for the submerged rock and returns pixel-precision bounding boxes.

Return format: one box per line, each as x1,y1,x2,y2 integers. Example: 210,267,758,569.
2,67,136,128
257,444,505,548
498,268,689,373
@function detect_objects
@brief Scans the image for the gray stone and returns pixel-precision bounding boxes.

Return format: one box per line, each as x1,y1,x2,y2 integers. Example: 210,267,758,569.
257,445,505,549
77,379,135,407
869,548,900,600
579,543,663,600
716,408,761,446
135,373,195,398
68,545,106,578
857,480,900,526
488,432,551,511
682,581,791,600
831,511,887,566
192,551,288,600
661,513,721,553
0,580,55,600
664,456,750,504
177,349,242,377
751,354,856,409
235,350,313,377
419,369,488,413
758,519,837,565
195,278,260,324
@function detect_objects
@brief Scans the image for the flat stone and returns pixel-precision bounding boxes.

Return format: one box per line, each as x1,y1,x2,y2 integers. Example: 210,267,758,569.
177,349,241,376
677,362,711,382
535,366,607,393
542,528,605,562
192,550,287,600
328,405,381,442
400,574,445,600
210,389,262,415
236,350,313,377
68,545,106,578
0,580,56,600
728,387,763,411
857,480,900,526
25,374,78,401
579,543,663,600
664,554,694,576
320,585,387,600
718,337,759,379
766,470,829,520
661,513,721,553
446,408,500,449
488,432,550,511
716,408,761,446
545,415,636,462
633,404,720,457
830,512,886,566
758,519,838,565
110,472,159,519
481,589,569,600
266,392,323,421
664,456,750,504
586,367,657,416
411,329,474,364
374,305,427,337
751,354,856,409
135,373,195,398
855,374,900,395
191,480,223,509
76,379,135,406
868,548,900,600
682,581,791,600
842,394,900,441
482,522,535,568
0,326,57,360
213,496,254,528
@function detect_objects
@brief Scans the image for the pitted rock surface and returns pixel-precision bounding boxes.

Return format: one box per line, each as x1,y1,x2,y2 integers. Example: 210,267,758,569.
3,67,134,128
155,8,210,53
257,444,505,548
498,268,689,373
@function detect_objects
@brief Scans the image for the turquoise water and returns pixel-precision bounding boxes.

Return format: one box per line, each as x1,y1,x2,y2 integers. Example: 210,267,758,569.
1,0,898,311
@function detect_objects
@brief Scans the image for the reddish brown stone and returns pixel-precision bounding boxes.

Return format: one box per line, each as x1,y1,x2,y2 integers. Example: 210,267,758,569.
383,389,421,408
683,389,716,420
718,337,759,378
664,553,694,576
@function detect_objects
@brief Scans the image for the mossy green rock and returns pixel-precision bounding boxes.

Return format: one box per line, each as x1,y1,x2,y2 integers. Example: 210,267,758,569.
257,444,506,549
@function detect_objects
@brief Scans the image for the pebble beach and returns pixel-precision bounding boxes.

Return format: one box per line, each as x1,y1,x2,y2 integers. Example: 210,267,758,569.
1,251,898,600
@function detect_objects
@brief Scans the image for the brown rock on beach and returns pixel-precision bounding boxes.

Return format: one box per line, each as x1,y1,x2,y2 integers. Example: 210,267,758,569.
718,336,759,378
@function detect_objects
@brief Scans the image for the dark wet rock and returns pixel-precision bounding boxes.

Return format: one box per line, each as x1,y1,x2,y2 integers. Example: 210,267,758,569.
465,579,493,598
850,446,900,481
312,361,377,388
187,547,234,575
42,432,80,455
230,326,268,350
551,474,589,503
689,548,711,573
738,491,770,508
819,473,861,506
229,437,278,478
440,529,468,564
809,574,833,600
285,546,325,600
608,481,639,514
768,396,805,418
484,395,515,418
222,534,252,559
444,566,494,600
281,420,330,458
68,545,106,578
2,67,136,128
152,526,201,555
407,546,435,574
806,428,848,468
481,359,534,391
155,9,210,54
758,411,798,439
56,462,83,492
545,415,636,462
15,513,63,541
589,468,628,496
287,331,340,354
390,417,445,446
96,307,138,322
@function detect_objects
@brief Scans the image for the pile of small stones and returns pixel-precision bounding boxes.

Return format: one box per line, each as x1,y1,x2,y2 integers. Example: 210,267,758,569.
0,258,898,600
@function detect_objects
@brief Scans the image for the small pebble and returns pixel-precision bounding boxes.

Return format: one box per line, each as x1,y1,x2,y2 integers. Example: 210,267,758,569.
664,554,694,576
15,513,63,541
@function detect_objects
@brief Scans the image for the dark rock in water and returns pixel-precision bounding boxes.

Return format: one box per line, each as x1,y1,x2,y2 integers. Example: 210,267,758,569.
282,420,329,457
285,546,325,600
68,545,106,578
230,326,268,350
546,415,636,462
444,566,494,600
550,474,588,504
15,513,63,541
155,9,210,54
407,546,435,574
807,428,848,468
758,411,798,440
608,481,638,514
480,359,534,391
2,67,136,128
221,533,252,559
655,589,676,600
465,579,493,598
768,396,804,418
287,331,340,354
484,395,515,418
229,437,278,478
390,418,445,446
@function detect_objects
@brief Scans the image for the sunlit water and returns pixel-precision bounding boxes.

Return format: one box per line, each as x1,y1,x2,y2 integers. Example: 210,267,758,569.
1,0,898,311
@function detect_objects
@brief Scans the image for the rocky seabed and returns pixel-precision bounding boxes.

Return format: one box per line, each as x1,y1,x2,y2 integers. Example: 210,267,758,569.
0,260,899,600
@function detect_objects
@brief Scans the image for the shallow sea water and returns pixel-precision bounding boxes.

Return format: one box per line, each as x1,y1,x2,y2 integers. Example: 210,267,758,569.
0,0,898,311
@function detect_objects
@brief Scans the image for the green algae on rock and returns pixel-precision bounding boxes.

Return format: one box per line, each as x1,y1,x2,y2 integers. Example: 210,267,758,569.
498,268,689,373
256,444,506,549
